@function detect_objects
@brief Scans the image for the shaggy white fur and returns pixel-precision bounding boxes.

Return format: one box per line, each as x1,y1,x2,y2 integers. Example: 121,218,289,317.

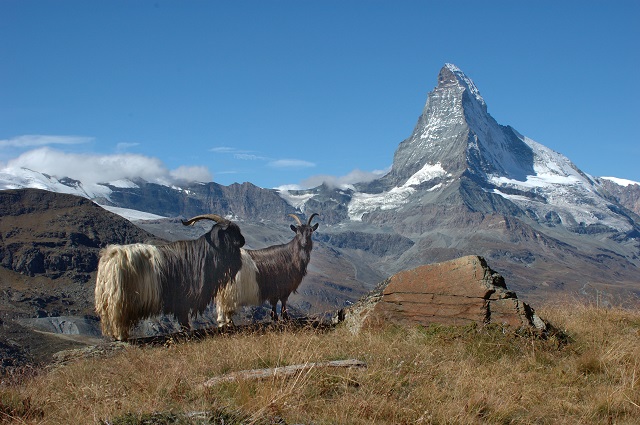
215,249,260,326
94,244,164,340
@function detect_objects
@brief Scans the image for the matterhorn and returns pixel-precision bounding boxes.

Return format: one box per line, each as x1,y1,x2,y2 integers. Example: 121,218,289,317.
293,63,640,304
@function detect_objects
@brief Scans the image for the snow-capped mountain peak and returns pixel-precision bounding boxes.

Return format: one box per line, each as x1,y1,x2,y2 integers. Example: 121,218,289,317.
379,63,529,189
308,64,638,234
442,63,486,109
0,166,115,199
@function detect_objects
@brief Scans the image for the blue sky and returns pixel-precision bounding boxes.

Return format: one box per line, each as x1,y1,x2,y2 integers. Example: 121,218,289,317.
1,1,639,189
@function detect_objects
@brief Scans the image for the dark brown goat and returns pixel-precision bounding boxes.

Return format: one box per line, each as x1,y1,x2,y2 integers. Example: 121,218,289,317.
215,213,319,324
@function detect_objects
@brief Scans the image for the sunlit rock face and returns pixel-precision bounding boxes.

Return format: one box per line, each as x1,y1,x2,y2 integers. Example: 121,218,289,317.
340,255,548,333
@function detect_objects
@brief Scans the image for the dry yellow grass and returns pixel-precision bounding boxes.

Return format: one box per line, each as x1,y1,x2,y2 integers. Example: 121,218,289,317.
1,303,640,424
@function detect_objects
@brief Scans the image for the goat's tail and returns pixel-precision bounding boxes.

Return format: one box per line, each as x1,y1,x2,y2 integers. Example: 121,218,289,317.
94,244,164,340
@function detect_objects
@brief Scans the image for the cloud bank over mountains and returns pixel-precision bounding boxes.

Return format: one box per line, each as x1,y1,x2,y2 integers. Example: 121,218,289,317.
1,146,213,186
1,135,383,189
296,167,390,190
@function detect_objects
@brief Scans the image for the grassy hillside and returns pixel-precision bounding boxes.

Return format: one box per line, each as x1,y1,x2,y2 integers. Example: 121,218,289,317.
1,303,639,424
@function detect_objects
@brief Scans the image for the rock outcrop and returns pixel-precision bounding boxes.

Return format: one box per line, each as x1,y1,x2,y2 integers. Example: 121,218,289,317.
598,177,640,217
341,255,547,334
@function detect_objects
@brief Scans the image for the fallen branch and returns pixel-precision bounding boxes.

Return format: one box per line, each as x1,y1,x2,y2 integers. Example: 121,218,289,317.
203,359,367,387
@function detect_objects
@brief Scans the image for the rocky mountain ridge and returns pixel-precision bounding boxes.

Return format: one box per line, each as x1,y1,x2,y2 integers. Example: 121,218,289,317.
598,177,640,216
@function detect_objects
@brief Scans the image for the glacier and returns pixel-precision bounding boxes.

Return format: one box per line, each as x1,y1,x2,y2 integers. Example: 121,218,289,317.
488,136,633,231
348,162,450,221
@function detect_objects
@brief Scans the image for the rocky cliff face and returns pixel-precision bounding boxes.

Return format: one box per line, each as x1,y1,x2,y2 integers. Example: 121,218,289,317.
598,177,640,216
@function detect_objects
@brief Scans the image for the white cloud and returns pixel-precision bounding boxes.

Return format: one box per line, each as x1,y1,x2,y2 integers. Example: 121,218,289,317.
116,142,140,152
212,147,315,172
268,159,316,169
210,146,237,153
234,153,269,161
275,183,304,191
300,167,390,189
2,147,212,185
0,135,93,148
170,165,213,183
211,146,258,155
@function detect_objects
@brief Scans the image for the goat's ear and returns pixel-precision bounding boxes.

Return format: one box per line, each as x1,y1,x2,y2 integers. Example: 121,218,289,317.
290,224,297,232
312,223,319,231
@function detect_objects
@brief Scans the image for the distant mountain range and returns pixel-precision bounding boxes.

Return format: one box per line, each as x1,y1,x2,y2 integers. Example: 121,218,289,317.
2,63,639,307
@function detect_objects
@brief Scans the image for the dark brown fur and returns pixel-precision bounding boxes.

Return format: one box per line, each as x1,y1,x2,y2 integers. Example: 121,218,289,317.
248,214,318,320
158,222,245,325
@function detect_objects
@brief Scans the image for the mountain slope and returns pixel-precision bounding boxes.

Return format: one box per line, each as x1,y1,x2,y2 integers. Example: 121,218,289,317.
0,189,159,281
0,189,165,369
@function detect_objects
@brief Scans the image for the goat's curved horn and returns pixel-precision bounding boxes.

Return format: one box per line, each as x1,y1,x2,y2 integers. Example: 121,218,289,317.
182,214,229,226
288,214,303,226
307,213,319,226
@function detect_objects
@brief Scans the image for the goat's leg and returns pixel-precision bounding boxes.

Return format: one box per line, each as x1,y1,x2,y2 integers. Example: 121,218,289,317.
270,301,279,321
216,302,233,328
281,298,290,321
176,311,191,333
